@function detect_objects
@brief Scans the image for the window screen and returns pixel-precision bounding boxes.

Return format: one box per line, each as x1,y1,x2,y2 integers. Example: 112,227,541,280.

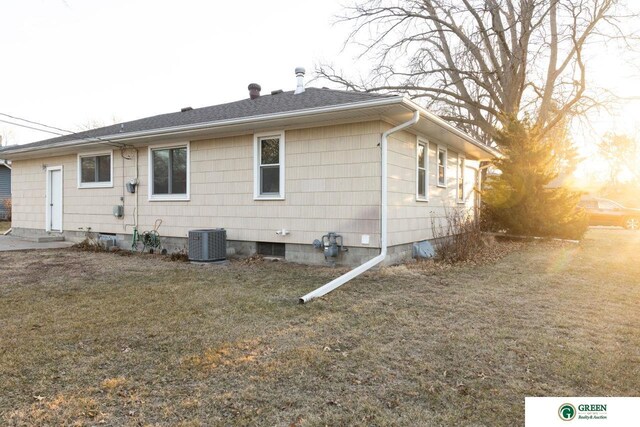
437,148,446,186
259,137,281,195
80,154,111,184
417,142,427,198
152,147,187,195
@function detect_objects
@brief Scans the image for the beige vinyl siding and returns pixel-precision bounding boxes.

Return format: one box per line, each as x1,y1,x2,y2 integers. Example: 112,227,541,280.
11,154,125,232
386,127,480,247
11,119,484,251
11,121,383,248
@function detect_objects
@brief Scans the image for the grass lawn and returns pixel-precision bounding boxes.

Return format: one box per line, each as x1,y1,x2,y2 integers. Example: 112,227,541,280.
0,221,10,233
0,229,638,426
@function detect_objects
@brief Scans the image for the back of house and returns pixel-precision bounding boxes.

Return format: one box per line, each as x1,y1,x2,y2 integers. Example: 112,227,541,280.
0,71,497,265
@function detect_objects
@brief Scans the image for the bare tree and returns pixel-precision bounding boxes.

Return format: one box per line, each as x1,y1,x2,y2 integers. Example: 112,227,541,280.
0,128,15,147
599,133,639,183
317,0,638,144
76,115,121,132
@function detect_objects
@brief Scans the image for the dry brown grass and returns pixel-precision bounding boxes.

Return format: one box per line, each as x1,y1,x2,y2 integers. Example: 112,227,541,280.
0,229,638,426
0,221,10,233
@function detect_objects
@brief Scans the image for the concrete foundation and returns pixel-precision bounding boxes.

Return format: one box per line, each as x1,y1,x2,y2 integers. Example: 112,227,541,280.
11,227,418,267
285,242,414,267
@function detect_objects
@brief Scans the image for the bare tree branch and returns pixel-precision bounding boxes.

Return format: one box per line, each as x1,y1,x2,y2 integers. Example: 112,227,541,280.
316,0,639,146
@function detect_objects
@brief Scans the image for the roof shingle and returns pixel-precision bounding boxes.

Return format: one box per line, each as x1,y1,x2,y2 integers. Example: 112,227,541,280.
8,88,397,150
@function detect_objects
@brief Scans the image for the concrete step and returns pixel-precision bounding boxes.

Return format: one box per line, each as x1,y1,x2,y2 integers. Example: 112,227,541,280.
27,235,66,243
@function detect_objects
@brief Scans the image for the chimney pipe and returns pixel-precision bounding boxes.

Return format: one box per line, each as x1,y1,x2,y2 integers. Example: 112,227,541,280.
248,83,261,100
294,67,305,94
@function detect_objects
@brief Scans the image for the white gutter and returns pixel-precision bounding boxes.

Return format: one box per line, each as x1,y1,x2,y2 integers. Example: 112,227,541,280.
299,111,420,304
0,97,405,156
401,98,502,159
0,96,499,160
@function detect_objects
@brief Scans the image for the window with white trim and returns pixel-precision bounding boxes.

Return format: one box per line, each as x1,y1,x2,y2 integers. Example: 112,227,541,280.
437,146,447,187
149,143,189,200
78,152,112,188
254,132,285,199
416,139,428,200
457,153,465,203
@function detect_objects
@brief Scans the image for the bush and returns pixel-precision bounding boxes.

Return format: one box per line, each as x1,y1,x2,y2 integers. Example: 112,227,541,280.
169,251,189,262
74,238,110,252
74,227,109,252
431,208,486,263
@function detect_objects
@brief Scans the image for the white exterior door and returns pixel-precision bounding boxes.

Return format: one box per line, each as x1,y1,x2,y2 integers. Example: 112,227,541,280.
47,167,63,232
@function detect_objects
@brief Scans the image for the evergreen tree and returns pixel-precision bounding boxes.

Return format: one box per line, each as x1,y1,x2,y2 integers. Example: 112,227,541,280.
482,118,588,240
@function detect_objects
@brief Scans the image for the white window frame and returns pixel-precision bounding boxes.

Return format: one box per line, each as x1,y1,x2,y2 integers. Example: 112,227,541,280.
77,150,113,189
457,153,466,203
254,131,285,200
148,141,190,202
416,137,429,202
437,145,447,188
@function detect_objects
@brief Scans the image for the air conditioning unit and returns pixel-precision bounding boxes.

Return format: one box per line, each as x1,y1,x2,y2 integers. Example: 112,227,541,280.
188,229,227,262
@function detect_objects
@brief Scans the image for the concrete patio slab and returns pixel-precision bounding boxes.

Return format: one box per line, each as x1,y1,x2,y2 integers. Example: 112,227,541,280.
0,235,75,251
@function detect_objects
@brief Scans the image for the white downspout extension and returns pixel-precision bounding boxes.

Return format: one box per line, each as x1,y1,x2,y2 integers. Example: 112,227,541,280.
299,111,420,304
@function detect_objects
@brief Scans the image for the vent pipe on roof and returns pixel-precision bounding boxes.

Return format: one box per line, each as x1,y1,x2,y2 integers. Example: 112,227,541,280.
294,67,305,94
248,83,261,100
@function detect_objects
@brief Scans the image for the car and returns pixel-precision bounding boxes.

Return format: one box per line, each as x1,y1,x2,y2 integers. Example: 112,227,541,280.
578,198,640,230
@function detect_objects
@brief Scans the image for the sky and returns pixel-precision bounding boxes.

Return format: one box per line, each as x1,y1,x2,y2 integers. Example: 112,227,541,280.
0,0,358,144
1,0,638,171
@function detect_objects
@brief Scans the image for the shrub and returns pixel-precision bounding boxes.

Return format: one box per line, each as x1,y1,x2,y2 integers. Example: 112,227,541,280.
74,227,109,252
169,251,189,262
431,208,486,263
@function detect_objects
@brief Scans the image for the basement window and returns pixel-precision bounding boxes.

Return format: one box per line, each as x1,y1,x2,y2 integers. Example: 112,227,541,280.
254,131,285,200
149,142,190,201
257,242,285,257
78,151,113,188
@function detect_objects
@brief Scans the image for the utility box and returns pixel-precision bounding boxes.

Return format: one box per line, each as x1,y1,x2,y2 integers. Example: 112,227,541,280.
126,179,137,193
113,205,124,218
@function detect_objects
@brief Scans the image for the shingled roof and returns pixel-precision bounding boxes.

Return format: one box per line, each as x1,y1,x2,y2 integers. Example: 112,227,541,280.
7,88,398,150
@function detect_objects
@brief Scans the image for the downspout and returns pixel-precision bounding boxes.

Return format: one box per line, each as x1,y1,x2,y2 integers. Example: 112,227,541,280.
123,148,140,231
299,111,420,304
134,148,139,228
